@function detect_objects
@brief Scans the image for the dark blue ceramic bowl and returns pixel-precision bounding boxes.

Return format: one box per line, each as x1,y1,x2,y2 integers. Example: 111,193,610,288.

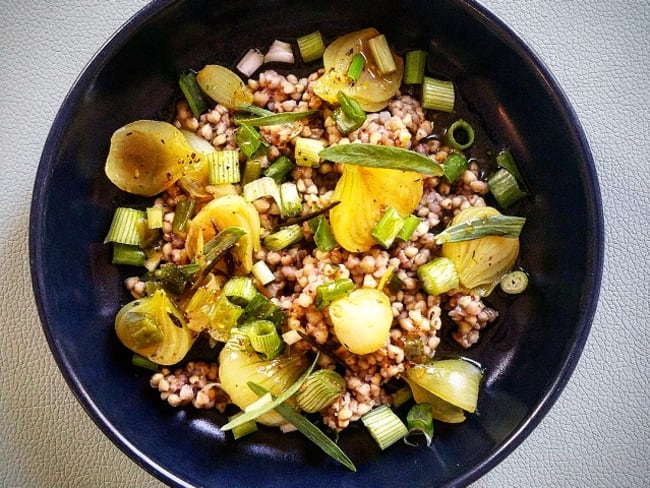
30,0,603,486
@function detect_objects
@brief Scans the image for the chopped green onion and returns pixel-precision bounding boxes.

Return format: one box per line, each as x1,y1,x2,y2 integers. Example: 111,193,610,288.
443,152,469,183
405,403,434,447
222,276,257,307
238,292,285,326
104,207,145,245
434,214,526,244
241,158,263,185
332,91,366,134
362,405,408,450
391,385,413,409
247,380,356,472
307,214,337,252
221,353,318,431
131,353,159,372
146,207,163,230
368,34,397,75
488,168,528,209
499,270,529,294
319,143,444,176
347,53,365,83
172,199,196,233
315,278,354,309
152,262,200,296
263,224,304,251
446,119,475,151
207,150,241,184
243,176,281,207
236,103,274,117
236,123,269,159
297,31,325,63
371,206,405,249
246,320,283,359
279,182,303,218
235,110,318,127
191,227,246,291
417,257,460,296
251,260,275,286
112,243,146,267
397,214,421,241
228,412,258,439
295,369,345,413
264,155,294,183
421,76,455,112
404,50,427,84
496,148,529,193
178,71,208,118
294,137,325,167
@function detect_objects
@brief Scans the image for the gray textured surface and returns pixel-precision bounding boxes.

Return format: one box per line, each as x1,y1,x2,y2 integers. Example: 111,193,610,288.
1,0,648,486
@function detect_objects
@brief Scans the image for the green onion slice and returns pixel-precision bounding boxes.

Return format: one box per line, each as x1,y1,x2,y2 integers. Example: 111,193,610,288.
228,412,258,440
417,257,460,296
308,214,337,252
319,143,444,176
235,110,318,127
221,353,319,431
263,224,304,251
279,182,303,218
131,353,159,372
421,76,455,113
488,168,528,209
251,260,276,286
146,207,163,230
361,405,408,450
191,227,246,291
499,270,529,294
396,214,421,241
171,199,196,233
236,123,269,159
446,119,475,151
496,148,529,193
404,50,427,85
405,403,434,447
238,292,285,326
295,369,345,413
346,53,365,83
104,207,146,245
371,206,405,249
178,71,208,118
247,381,356,472
297,31,325,63
443,152,469,183
295,137,325,167
245,319,283,359
315,278,354,309
368,34,397,75
112,243,146,267
433,214,526,244
332,91,366,135
222,276,257,307
264,155,294,183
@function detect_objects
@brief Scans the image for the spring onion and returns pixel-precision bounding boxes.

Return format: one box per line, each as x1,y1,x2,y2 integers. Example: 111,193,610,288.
235,110,318,127
346,52,365,83
263,224,304,251
150,263,199,296
279,182,303,218
236,123,269,159
146,207,163,230
315,278,354,309
178,71,208,118
236,103,274,118
264,155,294,183
104,207,145,245
368,34,397,75
332,91,366,134
237,48,264,77
221,353,318,431
499,270,529,294
446,119,475,151
191,227,247,291
421,76,455,112
443,152,469,183
434,214,526,244
247,381,357,472
295,137,325,167
396,214,421,241
207,150,241,184
112,243,146,267
295,369,345,413
371,206,405,249
264,39,295,64
488,168,528,209
243,176,281,209
320,143,444,176
245,320,283,359
417,257,459,296
297,30,325,63
404,50,427,84
307,214,337,252
228,412,258,440
251,260,276,286
238,292,285,326
171,199,196,233
362,405,408,450
241,157,263,185
496,148,529,191
131,353,159,372
222,276,258,307
405,403,434,447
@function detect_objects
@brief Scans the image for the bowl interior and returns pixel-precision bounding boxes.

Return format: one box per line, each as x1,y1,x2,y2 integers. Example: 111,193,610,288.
30,0,603,486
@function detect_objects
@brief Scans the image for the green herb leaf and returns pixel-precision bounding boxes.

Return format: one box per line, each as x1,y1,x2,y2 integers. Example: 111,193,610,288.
433,214,526,244
235,110,319,127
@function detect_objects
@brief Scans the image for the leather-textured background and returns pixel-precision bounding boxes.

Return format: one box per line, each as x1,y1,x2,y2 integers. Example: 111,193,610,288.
1,0,647,486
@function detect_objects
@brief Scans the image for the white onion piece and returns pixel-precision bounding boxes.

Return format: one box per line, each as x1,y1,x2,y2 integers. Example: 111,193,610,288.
264,40,295,64
237,49,264,77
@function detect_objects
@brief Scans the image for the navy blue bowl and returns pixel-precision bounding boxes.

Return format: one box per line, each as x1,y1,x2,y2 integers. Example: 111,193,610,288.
30,0,603,486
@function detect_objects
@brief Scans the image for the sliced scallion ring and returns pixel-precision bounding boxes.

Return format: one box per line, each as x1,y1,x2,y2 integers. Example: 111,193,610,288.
499,270,529,294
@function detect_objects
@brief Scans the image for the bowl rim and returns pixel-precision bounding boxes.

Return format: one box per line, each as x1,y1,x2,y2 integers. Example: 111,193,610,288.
29,0,604,486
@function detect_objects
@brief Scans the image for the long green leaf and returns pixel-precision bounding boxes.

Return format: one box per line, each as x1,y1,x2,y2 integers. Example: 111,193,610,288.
433,215,526,244
319,143,444,176
220,353,319,431
248,382,357,472
235,110,318,127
